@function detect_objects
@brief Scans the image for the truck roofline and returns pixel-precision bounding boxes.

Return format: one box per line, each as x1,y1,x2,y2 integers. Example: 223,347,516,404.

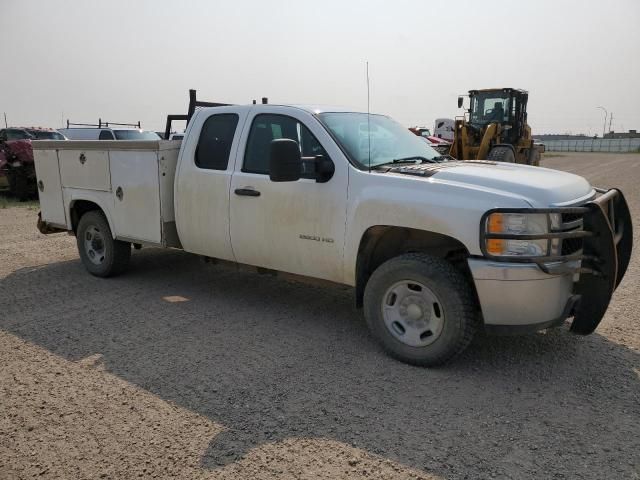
194,104,371,115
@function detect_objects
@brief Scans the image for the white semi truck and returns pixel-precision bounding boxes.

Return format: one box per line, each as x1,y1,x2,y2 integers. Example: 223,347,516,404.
32,99,632,366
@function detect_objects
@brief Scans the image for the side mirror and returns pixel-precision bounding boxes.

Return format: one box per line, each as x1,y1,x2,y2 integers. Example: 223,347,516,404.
314,155,335,183
269,138,301,182
457,96,464,109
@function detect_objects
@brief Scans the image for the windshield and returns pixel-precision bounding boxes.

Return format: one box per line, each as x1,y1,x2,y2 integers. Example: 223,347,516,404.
113,130,160,140
28,130,66,140
318,113,440,169
469,92,511,125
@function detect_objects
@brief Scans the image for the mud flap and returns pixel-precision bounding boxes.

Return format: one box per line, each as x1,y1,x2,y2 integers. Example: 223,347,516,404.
570,189,633,334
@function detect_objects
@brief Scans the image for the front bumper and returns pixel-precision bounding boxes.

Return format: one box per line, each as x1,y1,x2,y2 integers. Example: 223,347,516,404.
468,259,577,332
472,188,633,334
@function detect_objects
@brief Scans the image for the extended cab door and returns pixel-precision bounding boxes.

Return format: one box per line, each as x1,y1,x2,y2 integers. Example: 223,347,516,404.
229,107,349,283
174,107,248,261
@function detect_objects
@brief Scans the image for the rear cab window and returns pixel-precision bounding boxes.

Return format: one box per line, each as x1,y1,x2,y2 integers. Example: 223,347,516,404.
195,114,239,170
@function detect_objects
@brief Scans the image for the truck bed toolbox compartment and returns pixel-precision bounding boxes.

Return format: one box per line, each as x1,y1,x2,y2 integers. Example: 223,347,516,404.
33,140,180,246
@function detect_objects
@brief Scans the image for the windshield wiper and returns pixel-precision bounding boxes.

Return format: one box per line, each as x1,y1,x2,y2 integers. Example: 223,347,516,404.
392,156,435,163
372,156,434,169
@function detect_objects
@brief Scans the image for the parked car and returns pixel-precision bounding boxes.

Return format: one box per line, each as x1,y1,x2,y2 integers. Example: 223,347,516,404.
33,103,632,366
409,126,451,155
0,127,66,200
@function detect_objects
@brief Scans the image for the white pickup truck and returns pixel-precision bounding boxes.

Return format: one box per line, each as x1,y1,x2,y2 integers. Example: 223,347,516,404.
32,103,633,366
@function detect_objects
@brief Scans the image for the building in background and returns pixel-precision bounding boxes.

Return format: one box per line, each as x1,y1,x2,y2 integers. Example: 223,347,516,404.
604,130,639,139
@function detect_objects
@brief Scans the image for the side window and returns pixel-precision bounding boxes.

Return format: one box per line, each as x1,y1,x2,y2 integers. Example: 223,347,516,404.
195,113,239,170
99,130,114,140
243,114,329,178
6,129,30,140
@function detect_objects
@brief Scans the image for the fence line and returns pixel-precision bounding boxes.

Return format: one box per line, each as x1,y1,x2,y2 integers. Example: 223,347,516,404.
542,138,640,153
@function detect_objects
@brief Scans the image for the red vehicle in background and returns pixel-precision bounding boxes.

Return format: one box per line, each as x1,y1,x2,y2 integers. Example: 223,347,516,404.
0,127,66,200
408,126,451,155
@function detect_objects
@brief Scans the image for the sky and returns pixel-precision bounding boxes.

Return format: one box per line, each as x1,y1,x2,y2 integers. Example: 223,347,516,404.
1,0,638,135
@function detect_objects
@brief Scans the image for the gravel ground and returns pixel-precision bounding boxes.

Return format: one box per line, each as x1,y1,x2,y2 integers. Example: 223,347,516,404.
0,152,638,479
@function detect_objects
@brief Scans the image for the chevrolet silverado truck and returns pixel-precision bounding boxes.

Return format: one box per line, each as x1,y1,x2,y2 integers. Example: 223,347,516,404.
32,103,633,366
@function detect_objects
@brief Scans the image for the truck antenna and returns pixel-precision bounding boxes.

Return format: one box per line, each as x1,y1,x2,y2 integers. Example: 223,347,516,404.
366,61,371,173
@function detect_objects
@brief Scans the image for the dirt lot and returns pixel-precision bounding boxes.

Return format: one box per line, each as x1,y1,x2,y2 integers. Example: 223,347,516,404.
0,152,638,479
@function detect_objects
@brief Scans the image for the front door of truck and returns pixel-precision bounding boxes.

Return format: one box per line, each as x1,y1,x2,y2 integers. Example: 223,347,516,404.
229,108,348,283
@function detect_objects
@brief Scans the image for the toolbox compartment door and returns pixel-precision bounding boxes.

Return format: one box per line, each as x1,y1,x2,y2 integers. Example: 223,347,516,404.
109,150,162,244
59,149,111,191
33,149,67,227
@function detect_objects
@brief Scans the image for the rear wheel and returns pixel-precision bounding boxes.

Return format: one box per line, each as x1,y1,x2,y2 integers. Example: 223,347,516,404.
363,253,478,366
487,146,516,163
76,210,131,277
528,148,542,166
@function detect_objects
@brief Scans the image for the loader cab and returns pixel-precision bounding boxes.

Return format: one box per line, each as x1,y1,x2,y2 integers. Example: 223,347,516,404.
467,88,528,145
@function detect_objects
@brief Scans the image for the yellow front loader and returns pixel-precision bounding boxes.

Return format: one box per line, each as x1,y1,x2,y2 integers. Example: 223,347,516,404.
449,88,544,165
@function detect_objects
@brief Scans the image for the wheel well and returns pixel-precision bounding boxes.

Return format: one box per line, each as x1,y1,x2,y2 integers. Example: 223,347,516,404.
70,200,103,234
355,226,471,308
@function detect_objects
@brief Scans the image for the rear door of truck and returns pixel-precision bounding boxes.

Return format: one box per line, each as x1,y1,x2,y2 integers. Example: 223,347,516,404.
174,107,249,261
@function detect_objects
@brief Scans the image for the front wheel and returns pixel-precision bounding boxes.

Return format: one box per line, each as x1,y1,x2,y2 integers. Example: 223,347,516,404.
363,253,478,366
76,210,131,277
487,146,516,163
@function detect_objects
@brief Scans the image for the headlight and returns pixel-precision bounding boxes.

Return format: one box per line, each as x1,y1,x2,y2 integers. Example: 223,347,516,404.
485,212,558,257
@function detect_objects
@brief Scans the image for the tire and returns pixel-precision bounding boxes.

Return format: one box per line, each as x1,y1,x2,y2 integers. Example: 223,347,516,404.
14,172,31,201
363,253,478,366
76,210,131,277
528,148,541,166
7,167,35,201
487,146,516,163
7,171,17,196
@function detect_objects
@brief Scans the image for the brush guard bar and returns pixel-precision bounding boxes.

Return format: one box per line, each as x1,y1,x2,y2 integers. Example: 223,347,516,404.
479,188,633,334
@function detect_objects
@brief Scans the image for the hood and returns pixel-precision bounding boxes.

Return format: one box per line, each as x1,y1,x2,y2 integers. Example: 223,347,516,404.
387,160,593,207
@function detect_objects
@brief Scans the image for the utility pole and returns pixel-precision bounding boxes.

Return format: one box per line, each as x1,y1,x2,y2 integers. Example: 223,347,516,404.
3,112,7,128
608,113,613,134
597,106,607,138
